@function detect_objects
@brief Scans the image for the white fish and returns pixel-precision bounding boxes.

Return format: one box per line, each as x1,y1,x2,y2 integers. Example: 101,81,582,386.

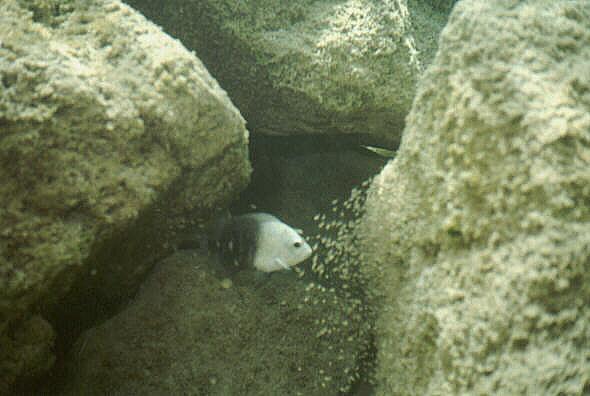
214,213,313,273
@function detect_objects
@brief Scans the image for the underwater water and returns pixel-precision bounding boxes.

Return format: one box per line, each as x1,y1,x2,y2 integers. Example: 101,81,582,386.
4,0,405,391
3,0,590,395
30,134,388,395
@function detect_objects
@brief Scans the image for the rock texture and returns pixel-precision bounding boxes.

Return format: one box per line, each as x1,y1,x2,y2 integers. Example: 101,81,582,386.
125,0,451,148
0,0,250,392
359,0,590,394
58,251,364,395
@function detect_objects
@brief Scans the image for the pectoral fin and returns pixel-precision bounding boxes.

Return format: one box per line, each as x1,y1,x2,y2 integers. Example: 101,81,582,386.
275,258,291,270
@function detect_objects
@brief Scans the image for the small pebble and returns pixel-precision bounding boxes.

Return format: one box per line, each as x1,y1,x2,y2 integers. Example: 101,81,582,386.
220,278,233,289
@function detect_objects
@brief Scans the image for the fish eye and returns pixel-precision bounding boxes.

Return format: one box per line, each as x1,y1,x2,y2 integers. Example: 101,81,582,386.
293,241,302,248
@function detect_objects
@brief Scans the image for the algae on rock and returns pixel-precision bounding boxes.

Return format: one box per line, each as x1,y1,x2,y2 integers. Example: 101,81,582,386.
124,0,451,148
359,0,590,394
59,251,364,396
0,0,250,392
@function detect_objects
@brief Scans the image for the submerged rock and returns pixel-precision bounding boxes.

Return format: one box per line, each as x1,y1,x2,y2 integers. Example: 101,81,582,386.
359,0,590,394
0,0,249,391
125,0,452,148
59,251,364,395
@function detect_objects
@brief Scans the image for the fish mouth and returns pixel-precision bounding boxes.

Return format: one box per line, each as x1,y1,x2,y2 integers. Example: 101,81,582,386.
301,245,313,262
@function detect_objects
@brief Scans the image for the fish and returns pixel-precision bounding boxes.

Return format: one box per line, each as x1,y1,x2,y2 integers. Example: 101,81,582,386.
360,145,396,158
212,212,313,273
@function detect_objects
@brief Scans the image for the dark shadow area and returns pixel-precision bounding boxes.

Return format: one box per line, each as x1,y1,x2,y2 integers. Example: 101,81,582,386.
20,131,393,395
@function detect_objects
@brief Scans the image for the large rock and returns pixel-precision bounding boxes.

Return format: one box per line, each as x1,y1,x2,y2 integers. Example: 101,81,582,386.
0,0,250,392
359,0,590,394
124,0,451,148
58,251,364,395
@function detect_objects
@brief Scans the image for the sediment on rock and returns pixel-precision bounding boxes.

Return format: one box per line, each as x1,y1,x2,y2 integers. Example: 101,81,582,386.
359,1,590,394
0,0,250,392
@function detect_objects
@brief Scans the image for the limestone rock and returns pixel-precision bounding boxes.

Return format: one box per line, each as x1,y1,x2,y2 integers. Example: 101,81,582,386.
0,0,250,391
359,0,590,394
59,251,363,395
125,0,451,148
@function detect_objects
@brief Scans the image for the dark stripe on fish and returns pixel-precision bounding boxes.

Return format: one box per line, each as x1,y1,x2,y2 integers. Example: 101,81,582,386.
215,214,262,269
